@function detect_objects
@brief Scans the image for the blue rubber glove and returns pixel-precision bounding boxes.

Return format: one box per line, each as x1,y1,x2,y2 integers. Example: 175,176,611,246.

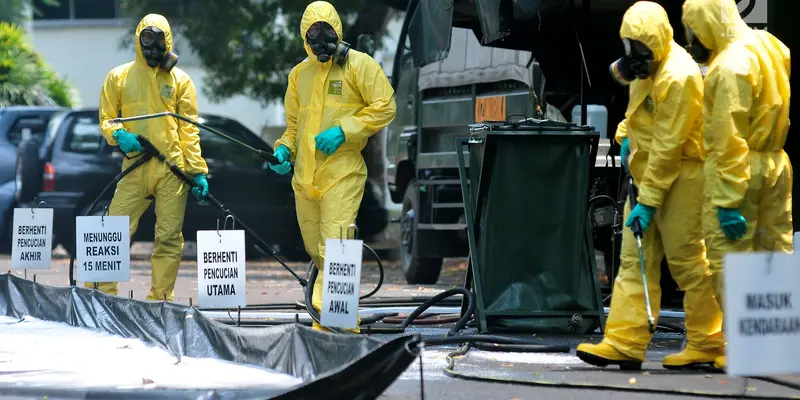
620,137,631,173
268,145,292,175
626,203,656,234
192,173,209,201
113,129,143,154
314,126,345,155
718,208,747,240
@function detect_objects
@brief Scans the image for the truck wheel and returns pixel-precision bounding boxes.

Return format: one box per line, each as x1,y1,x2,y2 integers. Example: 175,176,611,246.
400,180,443,284
15,139,43,203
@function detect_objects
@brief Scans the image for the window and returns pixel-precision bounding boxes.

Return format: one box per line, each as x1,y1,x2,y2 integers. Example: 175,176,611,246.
74,0,116,19
7,117,50,146
33,0,70,19
33,0,118,20
66,117,103,153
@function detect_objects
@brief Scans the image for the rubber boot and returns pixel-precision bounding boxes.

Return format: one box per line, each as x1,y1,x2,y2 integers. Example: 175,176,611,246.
576,342,644,370
714,355,726,371
662,347,725,370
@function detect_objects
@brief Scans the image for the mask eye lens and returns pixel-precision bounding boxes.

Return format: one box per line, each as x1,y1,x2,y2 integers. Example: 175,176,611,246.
306,23,322,40
140,30,155,46
324,25,336,38
628,40,653,61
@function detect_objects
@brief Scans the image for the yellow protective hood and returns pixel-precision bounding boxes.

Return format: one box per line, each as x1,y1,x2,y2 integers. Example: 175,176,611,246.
300,1,343,60
619,1,673,63
682,0,749,53
134,13,174,66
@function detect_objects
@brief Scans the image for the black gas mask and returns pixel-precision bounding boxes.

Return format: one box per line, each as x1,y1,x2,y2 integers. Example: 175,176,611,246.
305,21,350,65
139,26,179,72
609,38,655,85
684,26,711,65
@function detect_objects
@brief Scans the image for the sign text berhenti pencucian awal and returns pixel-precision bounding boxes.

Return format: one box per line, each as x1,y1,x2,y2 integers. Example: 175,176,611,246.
320,238,363,329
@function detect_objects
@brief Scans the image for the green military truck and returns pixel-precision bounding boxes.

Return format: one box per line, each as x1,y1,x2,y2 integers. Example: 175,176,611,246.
384,2,624,284
381,0,793,294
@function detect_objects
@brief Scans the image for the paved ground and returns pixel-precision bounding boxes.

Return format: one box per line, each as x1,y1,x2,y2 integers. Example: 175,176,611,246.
2,245,799,400
0,243,466,305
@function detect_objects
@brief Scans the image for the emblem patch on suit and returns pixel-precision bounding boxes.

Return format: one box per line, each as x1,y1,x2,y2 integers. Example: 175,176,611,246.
161,85,176,100
645,96,655,113
328,80,343,96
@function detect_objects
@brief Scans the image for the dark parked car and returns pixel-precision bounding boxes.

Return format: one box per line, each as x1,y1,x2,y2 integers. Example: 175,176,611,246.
14,108,388,260
0,106,66,252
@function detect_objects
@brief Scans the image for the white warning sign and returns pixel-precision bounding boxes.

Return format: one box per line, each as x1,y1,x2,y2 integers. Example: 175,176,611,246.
76,215,131,283
11,207,53,270
320,238,363,329
724,252,800,376
196,229,247,308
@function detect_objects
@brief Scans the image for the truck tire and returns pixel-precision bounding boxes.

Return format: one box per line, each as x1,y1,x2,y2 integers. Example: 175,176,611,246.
400,180,443,284
15,139,43,203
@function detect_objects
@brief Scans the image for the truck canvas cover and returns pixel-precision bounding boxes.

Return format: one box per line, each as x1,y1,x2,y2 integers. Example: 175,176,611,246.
0,273,418,399
418,27,565,122
418,28,536,92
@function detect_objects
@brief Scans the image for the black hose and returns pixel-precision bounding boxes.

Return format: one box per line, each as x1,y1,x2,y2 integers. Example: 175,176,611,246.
397,287,474,336
304,266,572,355
359,243,385,299
441,366,800,400
135,136,307,286
414,335,570,352
68,153,153,286
72,136,308,288
305,266,349,334
110,112,283,165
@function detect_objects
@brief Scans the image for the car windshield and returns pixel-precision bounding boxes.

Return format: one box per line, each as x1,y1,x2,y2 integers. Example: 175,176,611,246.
63,113,270,165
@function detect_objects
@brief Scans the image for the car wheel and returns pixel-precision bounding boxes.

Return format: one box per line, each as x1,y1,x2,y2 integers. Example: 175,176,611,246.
400,180,443,284
15,139,44,203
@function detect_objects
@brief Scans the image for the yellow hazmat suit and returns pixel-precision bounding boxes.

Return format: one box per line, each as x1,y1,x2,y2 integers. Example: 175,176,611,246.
576,1,724,370
274,1,396,332
90,14,208,301
682,0,793,370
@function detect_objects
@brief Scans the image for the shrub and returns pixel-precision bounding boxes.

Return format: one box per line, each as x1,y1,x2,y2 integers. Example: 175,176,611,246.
0,21,76,107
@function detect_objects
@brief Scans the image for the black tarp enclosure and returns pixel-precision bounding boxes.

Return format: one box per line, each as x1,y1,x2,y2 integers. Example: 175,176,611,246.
0,274,418,399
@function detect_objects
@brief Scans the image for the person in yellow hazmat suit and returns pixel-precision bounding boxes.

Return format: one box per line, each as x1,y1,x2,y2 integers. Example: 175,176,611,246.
268,1,396,332
87,13,209,302
683,0,793,371
576,1,725,371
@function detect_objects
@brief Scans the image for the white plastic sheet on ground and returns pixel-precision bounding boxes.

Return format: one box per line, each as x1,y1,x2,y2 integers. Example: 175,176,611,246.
0,315,303,390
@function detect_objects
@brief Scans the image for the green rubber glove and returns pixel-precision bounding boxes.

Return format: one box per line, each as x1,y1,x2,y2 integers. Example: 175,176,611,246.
113,129,143,153
192,174,209,201
620,137,631,174
626,203,656,234
268,145,292,175
718,208,747,240
314,126,345,155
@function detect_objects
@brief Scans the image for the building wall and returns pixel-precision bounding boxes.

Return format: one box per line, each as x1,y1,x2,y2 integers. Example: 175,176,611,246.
30,22,283,136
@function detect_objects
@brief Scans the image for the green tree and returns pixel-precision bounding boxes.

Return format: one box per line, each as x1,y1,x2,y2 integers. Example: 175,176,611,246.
118,0,391,106
0,0,60,26
0,21,76,107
